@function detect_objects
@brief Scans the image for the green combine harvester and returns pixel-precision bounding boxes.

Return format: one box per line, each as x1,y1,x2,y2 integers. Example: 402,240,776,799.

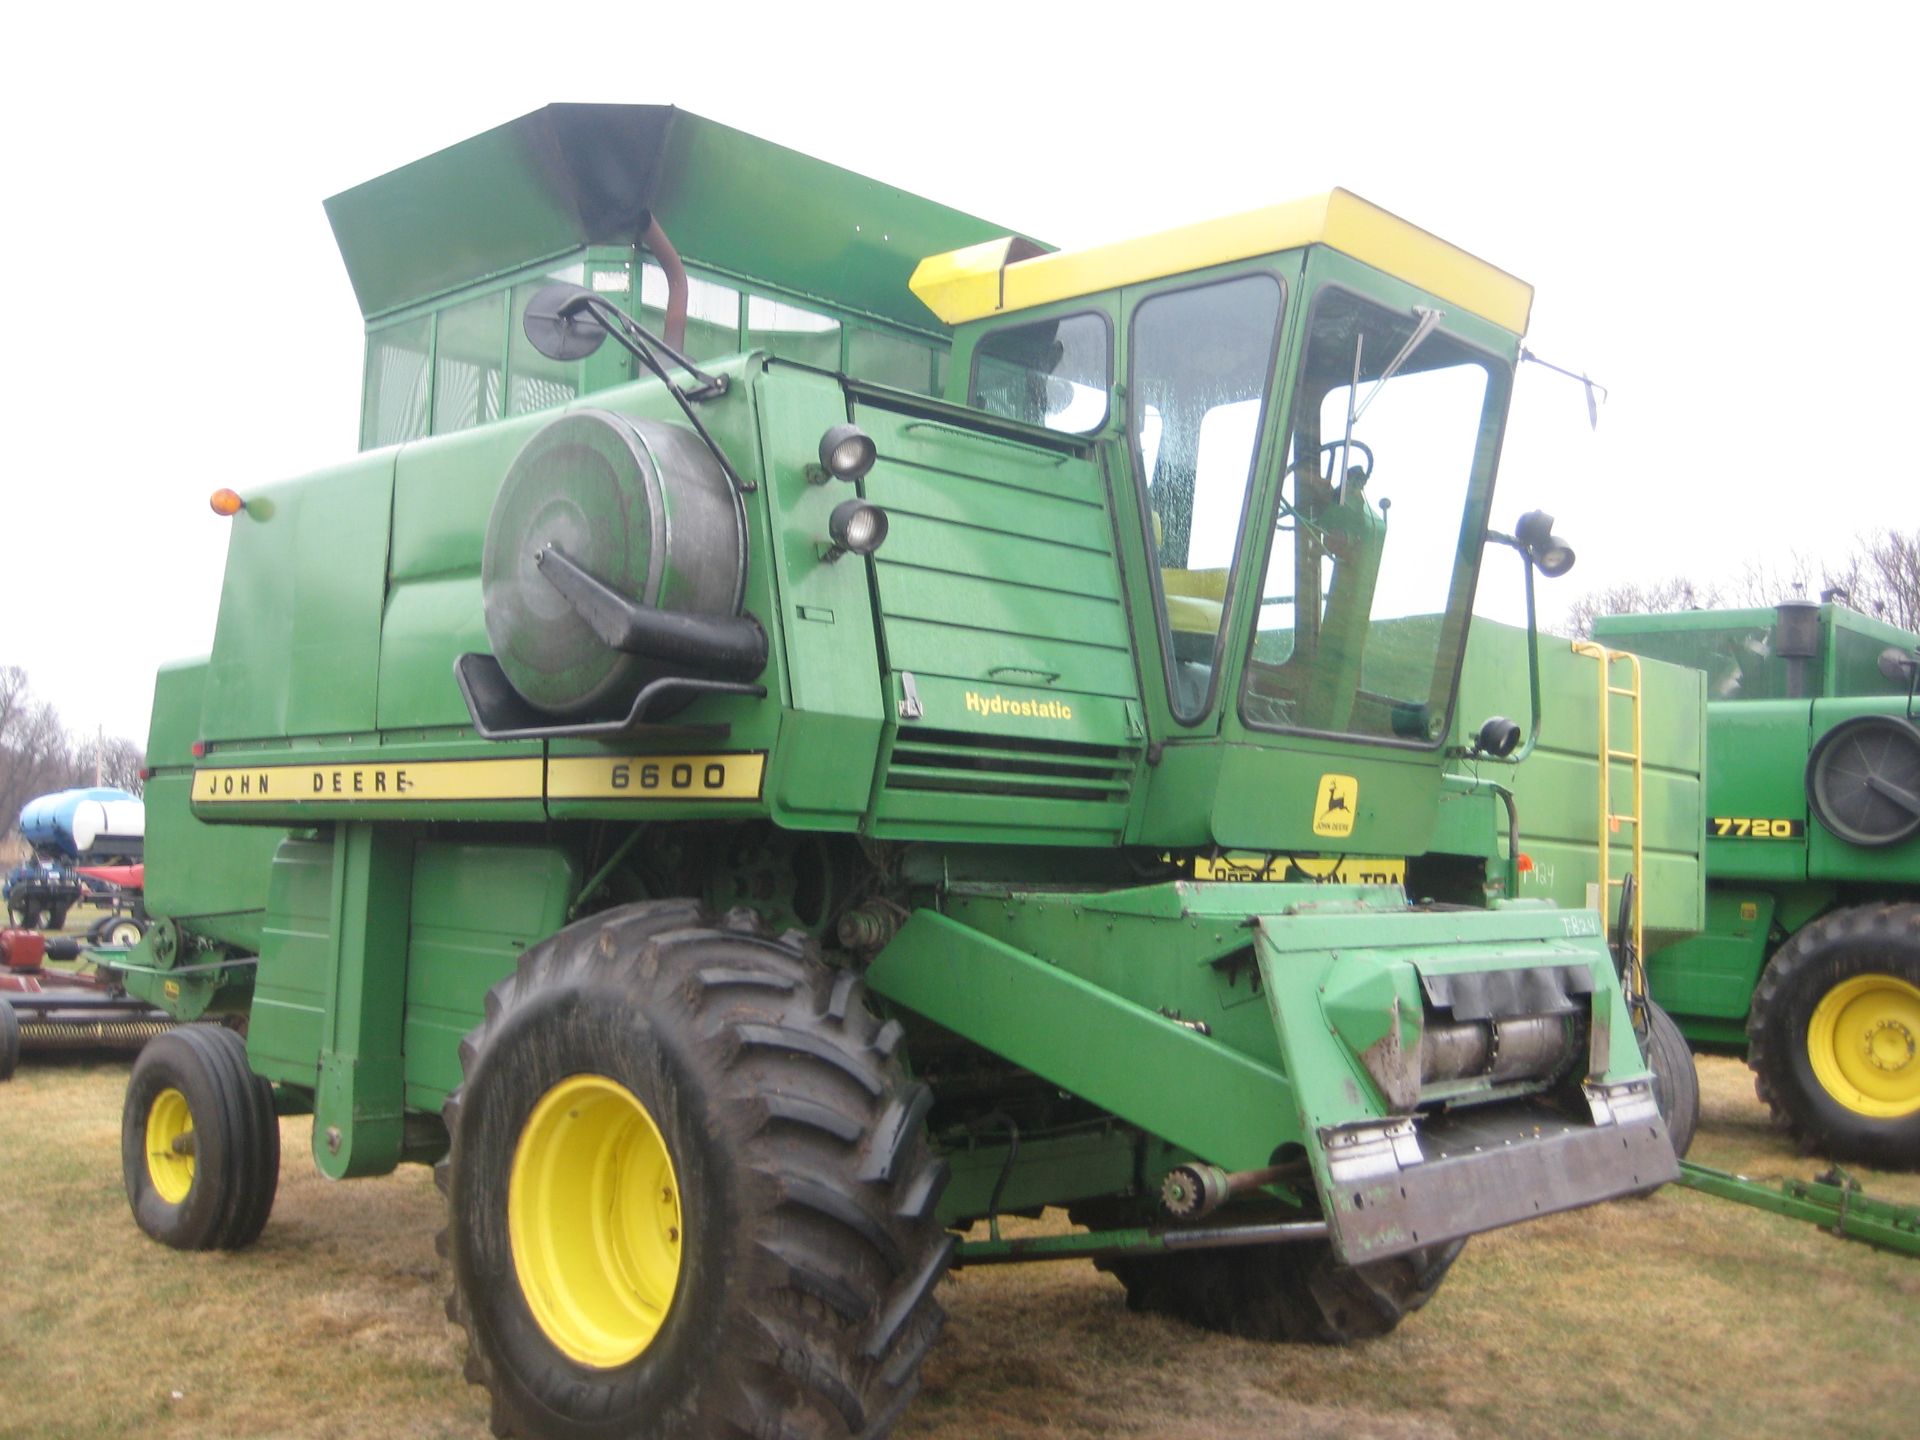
1595,602,1920,1167
117,104,1695,1438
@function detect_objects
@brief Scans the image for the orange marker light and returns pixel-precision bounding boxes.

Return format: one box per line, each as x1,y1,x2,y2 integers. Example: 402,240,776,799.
210,488,245,516
1516,853,1534,873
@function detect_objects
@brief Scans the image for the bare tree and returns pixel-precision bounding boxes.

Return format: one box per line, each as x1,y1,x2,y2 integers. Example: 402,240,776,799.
77,737,145,794
0,668,145,842
1837,527,1920,633
1560,576,1722,639
0,669,85,839
1730,552,1821,609
1560,528,1920,641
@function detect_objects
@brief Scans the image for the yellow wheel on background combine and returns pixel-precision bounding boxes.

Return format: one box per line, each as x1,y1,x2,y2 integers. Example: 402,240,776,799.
1748,903,1920,1168
1806,973,1920,1119
144,1087,196,1204
508,1074,683,1368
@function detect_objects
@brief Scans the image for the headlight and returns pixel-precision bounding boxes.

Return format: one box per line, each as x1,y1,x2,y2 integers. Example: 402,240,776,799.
827,499,888,559
818,423,877,482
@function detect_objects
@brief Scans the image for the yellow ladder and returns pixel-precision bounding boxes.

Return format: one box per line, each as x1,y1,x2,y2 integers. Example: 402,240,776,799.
1571,641,1645,1003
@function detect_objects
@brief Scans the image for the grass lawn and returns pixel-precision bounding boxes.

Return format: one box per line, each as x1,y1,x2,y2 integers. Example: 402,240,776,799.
0,1044,1914,1440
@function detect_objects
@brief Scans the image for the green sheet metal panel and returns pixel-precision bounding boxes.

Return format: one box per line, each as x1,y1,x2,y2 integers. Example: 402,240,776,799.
855,400,1144,843
325,104,1042,329
141,661,284,950
1455,621,1706,945
402,842,577,1111
1205,738,1445,856
201,453,394,741
1701,701,1811,883
1645,888,1776,1024
754,367,888,827
858,404,1137,697
867,908,1297,1175
248,836,336,1088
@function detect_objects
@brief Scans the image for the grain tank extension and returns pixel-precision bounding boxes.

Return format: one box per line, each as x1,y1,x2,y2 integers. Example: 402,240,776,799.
116,104,1678,1439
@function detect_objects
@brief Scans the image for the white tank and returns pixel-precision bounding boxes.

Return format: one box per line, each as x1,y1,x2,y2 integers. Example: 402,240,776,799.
69,799,145,855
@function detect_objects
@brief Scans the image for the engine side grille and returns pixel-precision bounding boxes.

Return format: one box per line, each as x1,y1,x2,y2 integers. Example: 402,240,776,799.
886,727,1137,805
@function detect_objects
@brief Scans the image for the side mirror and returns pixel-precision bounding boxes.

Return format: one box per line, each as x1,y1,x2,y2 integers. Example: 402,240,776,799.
523,282,609,362
1878,646,1919,684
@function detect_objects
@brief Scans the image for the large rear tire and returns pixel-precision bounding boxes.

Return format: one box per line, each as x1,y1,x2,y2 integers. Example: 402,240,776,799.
121,1024,280,1250
1748,904,1920,1168
0,999,18,1082
441,901,952,1440
1098,1236,1463,1343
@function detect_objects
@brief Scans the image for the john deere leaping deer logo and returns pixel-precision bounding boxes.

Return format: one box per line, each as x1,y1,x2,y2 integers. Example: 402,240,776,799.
1312,773,1359,838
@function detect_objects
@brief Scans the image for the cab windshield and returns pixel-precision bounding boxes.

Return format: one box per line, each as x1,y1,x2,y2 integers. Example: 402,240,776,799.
1241,288,1506,744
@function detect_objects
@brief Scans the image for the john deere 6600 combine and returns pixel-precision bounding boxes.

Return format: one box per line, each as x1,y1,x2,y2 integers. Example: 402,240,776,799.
114,105,1686,1438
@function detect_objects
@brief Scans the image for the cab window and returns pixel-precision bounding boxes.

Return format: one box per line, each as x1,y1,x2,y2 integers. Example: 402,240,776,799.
970,312,1110,433
1129,274,1284,721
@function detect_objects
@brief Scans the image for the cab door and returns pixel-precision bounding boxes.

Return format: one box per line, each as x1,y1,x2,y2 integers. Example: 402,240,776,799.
1114,261,1297,742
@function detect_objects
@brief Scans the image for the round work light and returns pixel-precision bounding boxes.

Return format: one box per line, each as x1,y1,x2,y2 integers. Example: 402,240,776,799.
828,499,888,558
819,424,877,482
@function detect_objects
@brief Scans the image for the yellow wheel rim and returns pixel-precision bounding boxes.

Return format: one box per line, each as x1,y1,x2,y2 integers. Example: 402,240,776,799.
1807,973,1920,1118
146,1087,195,1205
508,1075,683,1368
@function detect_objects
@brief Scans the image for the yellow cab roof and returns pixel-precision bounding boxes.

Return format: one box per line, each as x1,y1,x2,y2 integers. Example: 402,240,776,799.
909,188,1532,336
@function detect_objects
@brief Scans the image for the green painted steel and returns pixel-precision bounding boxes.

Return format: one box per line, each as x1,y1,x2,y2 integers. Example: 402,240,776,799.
402,842,576,1111
1453,619,1708,948
867,906,1298,1176
1675,1161,1920,1256
310,824,413,1179
135,108,1697,1406
868,882,1664,1260
1595,604,1920,1047
326,104,1041,328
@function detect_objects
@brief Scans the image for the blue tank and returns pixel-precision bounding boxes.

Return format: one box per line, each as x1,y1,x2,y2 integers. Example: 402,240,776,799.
18,788,139,859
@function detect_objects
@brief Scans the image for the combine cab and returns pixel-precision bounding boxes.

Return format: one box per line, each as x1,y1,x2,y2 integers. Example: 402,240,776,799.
112,104,1681,1438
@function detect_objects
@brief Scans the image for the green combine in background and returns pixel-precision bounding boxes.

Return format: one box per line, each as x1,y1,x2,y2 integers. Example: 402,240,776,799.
115,104,1694,1439
1595,602,1920,1166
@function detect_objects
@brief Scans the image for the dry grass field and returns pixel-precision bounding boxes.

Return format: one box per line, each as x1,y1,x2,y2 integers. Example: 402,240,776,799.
1,1043,1915,1440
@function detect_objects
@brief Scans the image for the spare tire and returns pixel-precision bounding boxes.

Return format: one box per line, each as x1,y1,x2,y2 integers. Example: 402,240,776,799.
480,410,746,717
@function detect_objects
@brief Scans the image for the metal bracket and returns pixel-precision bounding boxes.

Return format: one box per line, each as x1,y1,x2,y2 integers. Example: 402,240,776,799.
454,653,757,741
1581,1077,1660,1127
898,671,924,721
1320,1117,1424,1185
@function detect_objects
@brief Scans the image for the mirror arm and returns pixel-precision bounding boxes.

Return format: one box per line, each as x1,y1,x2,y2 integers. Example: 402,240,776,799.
566,292,728,400
1482,531,1546,766
554,291,752,496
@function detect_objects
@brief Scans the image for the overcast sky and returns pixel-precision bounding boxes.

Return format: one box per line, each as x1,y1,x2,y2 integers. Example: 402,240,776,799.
3,4,1912,745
